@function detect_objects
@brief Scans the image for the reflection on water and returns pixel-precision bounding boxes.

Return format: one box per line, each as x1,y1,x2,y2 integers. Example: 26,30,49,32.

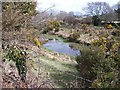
43,40,80,56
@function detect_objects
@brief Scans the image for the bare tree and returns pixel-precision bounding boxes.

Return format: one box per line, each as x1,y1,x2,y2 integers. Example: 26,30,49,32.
68,11,74,16
63,12,81,26
84,2,113,16
115,1,120,20
56,11,68,20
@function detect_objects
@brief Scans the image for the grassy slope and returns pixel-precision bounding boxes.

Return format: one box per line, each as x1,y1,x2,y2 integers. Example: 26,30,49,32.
28,46,79,88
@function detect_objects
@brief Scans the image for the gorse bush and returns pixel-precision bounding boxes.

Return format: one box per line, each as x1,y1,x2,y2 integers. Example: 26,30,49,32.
106,24,113,29
92,35,120,58
34,37,41,47
111,30,120,36
6,45,27,82
76,34,120,88
92,57,120,88
68,31,80,42
2,2,36,31
2,2,37,51
81,24,88,30
91,36,120,88
43,20,60,34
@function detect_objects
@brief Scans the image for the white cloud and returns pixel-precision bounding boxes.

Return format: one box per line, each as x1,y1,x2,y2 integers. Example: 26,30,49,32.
36,0,120,12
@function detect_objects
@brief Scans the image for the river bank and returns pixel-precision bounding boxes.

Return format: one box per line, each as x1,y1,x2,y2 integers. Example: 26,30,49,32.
2,32,81,88
47,26,115,45
2,25,117,88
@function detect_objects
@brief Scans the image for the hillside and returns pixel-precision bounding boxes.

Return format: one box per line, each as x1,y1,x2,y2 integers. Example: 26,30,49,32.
1,1,120,88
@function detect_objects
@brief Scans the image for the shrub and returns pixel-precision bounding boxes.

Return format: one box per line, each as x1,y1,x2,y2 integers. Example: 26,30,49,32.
76,48,104,87
6,45,27,82
106,24,113,29
91,35,120,88
92,35,120,56
92,15,101,26
2,2,36,31
76,35,120,88
81,24,88,30
34,37,41,47
111,30,120,36
92,57,120,88
68,31,80,42
44,20,60,33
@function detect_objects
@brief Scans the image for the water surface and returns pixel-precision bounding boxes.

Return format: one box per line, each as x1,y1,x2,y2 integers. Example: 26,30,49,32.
43,40,80,56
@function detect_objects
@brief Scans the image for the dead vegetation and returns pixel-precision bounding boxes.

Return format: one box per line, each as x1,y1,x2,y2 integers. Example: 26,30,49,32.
1,1,120,88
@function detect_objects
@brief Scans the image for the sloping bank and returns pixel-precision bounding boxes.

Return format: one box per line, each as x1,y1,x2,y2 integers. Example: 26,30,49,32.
2,42,80,88
27,43,80,88
49,28,99,45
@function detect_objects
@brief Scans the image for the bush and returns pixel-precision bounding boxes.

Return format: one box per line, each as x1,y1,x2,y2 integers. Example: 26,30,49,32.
92,15,101,26
34,37,41,47
92,57,120,88
91,35,120,88
76,34,120,88
106,24,113,29
6,45,27,82
81,24,88,30
2,2,36,31
76,48,104,87
68,31,80,42
111,30,120,36
44,20,60,34
2,2,36,50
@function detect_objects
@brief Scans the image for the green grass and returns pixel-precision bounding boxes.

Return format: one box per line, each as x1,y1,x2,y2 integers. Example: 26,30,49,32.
41,34,65,42
34,55,79,88
29,33,93,87
39,55,77,72
42,47,53,52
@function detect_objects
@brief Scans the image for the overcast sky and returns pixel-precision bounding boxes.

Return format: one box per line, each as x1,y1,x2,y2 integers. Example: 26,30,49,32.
36,0,120,13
